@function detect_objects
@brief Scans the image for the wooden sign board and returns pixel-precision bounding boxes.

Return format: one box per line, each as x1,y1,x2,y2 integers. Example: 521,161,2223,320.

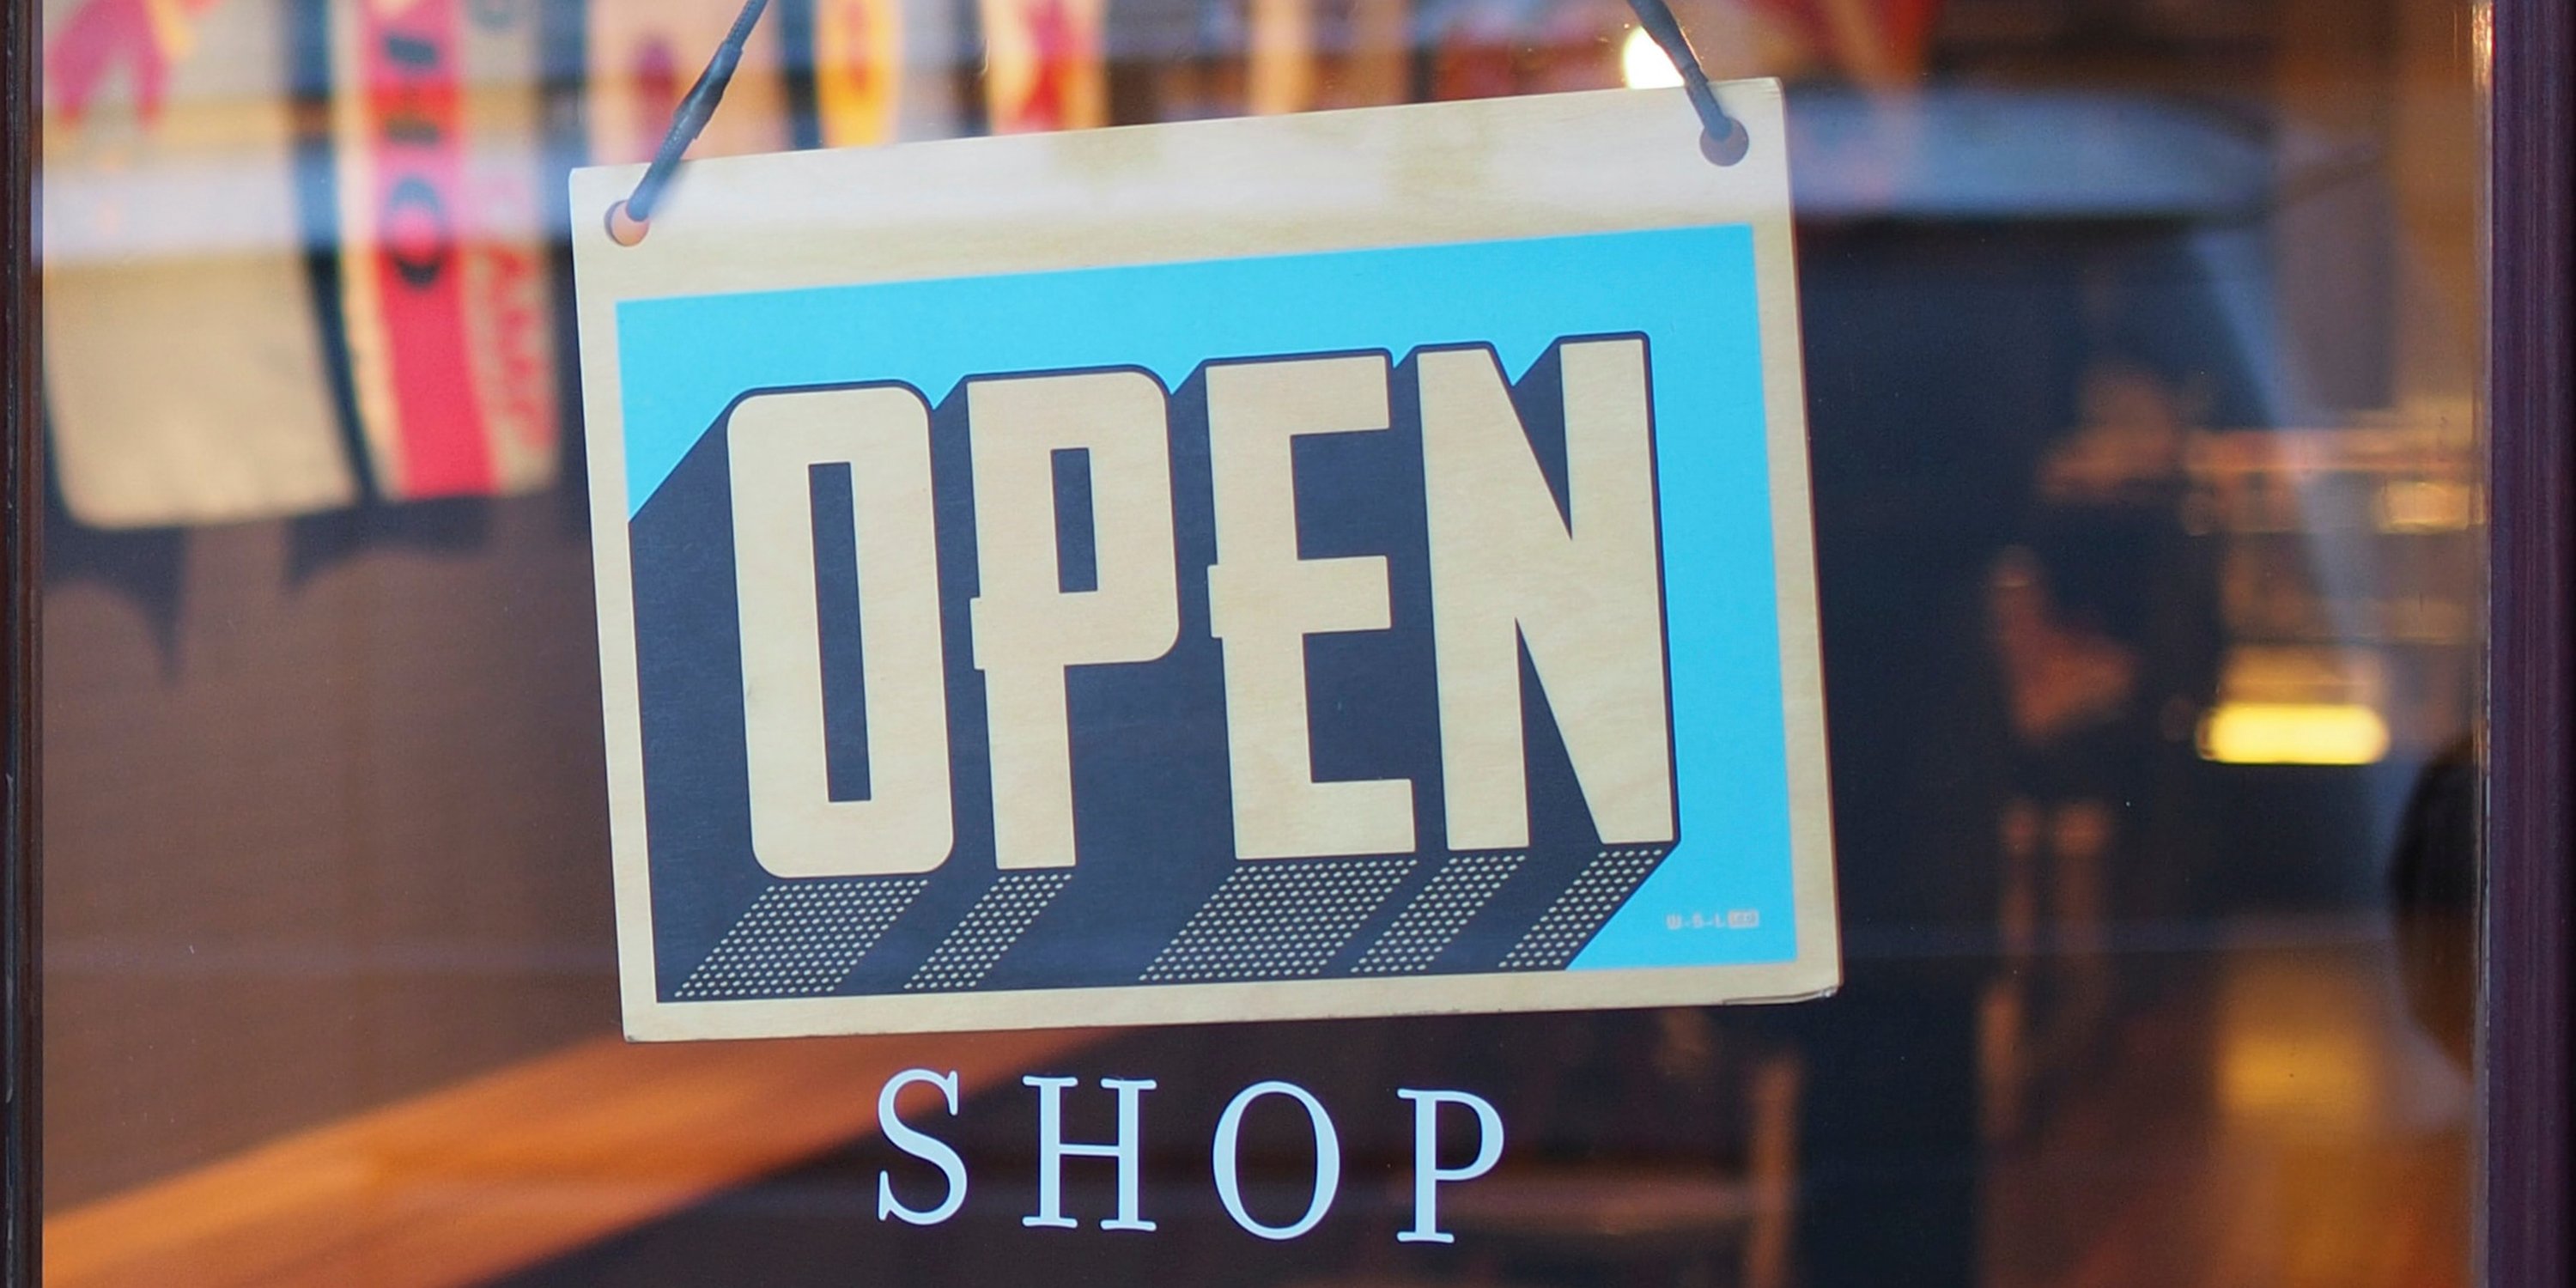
571,86,1838,1041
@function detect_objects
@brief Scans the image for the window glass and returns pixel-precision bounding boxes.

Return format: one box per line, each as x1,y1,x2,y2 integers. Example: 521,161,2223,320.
38,1,2486,1285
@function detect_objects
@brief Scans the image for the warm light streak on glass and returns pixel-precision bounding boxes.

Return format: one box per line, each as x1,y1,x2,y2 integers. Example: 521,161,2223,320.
2221,1031,2378,1122
2377,479,2478,532
2198,703,2392,766
2217,962,2384,1126
1621,27,1683,89
2472,2,2494,91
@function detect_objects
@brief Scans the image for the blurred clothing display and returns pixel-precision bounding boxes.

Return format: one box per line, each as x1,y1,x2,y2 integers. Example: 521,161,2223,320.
323,0,560,501
811,0,906,143
981,0,1109,130
587,0,796,162
41,0,361,527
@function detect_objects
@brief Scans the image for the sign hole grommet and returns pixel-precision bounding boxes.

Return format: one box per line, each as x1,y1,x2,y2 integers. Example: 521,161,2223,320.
607,200,651,247
1700,118,1751,166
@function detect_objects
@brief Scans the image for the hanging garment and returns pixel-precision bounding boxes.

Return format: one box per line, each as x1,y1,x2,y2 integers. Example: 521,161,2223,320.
979,0,1107,132
587,0,795,163
317,0,559,501
811,0,905,145
42,0,361,528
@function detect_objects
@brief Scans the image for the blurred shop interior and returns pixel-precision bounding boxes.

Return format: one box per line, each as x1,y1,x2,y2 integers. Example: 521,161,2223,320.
36,0,2483,1285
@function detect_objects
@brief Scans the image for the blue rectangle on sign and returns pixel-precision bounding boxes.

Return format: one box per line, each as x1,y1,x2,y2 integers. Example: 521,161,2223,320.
613,224,1802,1005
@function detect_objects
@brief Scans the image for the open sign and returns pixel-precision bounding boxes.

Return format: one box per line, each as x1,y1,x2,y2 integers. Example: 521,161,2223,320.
725,338,1674,878
574,87,1838,1039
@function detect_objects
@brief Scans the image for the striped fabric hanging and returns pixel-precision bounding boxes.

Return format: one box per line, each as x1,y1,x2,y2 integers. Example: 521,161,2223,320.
319,0,558,502
979,0,1107,132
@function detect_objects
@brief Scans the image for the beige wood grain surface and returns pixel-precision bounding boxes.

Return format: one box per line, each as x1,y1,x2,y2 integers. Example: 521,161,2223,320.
46,1028,1103,1288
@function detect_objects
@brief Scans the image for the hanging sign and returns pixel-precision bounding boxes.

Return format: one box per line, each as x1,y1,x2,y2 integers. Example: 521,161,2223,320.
572,85,1838,1041
41,0,359,527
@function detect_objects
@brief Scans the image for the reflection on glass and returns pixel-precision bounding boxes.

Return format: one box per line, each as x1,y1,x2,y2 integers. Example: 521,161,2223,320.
37,1,2485,1286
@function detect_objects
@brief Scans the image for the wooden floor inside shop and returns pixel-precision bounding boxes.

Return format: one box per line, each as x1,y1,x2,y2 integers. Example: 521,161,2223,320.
1984,926,2474,1288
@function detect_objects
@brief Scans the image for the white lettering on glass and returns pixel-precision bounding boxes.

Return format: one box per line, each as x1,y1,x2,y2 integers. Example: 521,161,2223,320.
877,1067,969,1225
1024,1075,1158,1231
1396,1087,1505,1244
1212,1079,1343,1240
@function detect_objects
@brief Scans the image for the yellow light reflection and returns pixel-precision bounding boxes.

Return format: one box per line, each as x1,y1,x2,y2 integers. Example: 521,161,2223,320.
2217,960,2382,1126
2221,1030,2377,1123
2378,479,2476,532
2474,2,2494,92
2198,702,2391,766
1621,27,1683,89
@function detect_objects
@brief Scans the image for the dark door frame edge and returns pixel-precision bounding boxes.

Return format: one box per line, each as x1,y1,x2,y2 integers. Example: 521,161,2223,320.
3,0,38,1274
2485,0,2573,1285
3,0,37,1273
